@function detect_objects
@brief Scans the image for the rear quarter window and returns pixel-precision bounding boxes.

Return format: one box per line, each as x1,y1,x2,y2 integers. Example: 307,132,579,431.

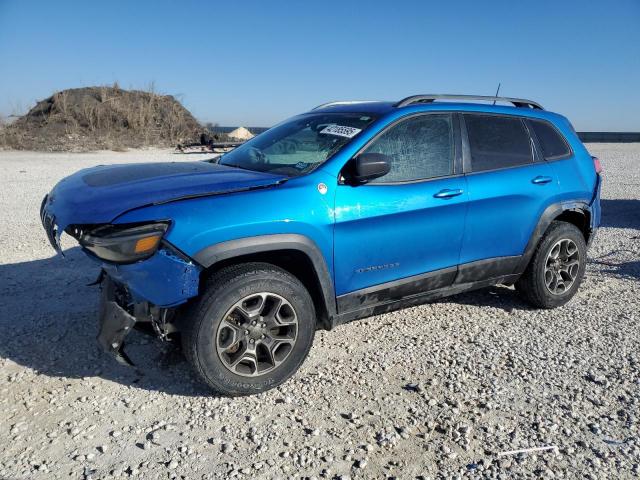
528,119,571,159
464,114,533,172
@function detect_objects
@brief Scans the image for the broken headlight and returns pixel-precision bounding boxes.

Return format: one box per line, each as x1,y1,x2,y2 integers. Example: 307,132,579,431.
78,222,169,263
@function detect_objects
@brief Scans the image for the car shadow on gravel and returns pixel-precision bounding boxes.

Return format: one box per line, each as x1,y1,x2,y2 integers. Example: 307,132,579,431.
442,284,534,312
600,199,640,230
592,199,640,280
0,247,212,397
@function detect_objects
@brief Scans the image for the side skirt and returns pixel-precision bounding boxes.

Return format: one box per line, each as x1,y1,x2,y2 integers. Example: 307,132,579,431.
455,255,521,284
336,267,457,313
332,273,520,327
331,256,522,328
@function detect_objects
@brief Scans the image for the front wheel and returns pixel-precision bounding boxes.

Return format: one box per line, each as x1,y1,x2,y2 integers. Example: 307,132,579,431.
516,221,587,309
182,263,316,396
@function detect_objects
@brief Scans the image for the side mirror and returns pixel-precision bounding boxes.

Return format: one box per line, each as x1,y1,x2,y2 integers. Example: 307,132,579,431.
350,153,391,183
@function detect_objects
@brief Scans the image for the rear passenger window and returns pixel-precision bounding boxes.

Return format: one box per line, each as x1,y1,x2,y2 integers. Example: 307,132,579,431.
529,119,571,159
364,114,454,183
464,115,533,172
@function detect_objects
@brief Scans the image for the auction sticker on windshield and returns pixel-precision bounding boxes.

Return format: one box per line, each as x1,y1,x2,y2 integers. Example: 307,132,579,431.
319,125,362,138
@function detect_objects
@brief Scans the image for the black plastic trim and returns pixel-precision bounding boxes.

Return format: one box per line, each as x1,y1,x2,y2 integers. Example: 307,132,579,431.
335,255,524,323
333,273,521,327
337,266,457,314
193,234,337,318
97,276,136,366
454,256,521,284
515,200,591,274
459,112,472,174
453,113,464,175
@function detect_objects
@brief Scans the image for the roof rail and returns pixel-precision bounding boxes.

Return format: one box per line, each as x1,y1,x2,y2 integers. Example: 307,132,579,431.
312,100,379,110
394,94,544,110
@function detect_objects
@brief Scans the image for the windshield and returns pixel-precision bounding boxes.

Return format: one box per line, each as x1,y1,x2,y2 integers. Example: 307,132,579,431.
218,113,377,176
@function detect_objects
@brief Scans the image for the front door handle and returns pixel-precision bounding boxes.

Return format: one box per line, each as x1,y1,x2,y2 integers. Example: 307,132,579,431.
434,188,464,199
532,175,552,185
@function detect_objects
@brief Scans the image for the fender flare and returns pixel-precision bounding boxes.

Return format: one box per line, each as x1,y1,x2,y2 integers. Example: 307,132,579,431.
193,234,337,320
515,200,591,274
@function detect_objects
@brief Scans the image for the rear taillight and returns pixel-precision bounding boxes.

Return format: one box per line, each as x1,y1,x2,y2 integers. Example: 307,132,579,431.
592,156,602,174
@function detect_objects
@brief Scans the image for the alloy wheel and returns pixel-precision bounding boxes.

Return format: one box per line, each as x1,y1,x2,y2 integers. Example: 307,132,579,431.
215,292,298,377
544,238,581,295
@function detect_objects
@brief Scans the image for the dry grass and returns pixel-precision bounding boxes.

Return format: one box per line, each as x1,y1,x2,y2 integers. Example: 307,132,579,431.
0,84,205,151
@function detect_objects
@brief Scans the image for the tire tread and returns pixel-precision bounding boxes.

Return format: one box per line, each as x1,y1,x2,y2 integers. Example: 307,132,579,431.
182,262,313,396
516,221,586,309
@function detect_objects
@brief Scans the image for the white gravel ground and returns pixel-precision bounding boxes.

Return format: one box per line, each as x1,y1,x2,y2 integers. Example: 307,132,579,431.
0,145,638,479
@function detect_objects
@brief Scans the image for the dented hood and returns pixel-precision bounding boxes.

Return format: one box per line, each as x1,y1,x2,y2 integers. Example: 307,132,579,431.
41,161,287,244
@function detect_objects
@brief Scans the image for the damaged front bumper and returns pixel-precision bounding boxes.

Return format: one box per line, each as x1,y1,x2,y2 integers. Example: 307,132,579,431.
97,246,201,307
93,248,201,365
41,192,202,308
40,182,205,366
97,272,189,366
98,276,137,365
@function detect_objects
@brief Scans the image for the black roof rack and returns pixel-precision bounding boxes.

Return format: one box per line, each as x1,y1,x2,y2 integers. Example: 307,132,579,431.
395,94,544,110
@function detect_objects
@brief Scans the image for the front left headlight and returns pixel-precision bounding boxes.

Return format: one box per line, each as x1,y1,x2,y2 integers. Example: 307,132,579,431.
79,222,169,263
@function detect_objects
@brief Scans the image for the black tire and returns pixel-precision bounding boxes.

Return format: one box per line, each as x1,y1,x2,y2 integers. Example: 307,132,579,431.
182,262,315,396
516,221,587,309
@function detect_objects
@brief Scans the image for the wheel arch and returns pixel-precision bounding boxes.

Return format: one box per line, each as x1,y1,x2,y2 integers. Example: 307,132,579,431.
554,208,591,242
516,201,592,274
193,234,336,329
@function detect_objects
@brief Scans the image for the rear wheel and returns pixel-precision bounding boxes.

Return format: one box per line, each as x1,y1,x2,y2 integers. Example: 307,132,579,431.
182,263,315,396
516,221,587,309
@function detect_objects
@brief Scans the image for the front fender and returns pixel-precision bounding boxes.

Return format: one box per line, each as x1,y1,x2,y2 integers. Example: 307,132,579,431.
113,172,338,319
193,234,337,319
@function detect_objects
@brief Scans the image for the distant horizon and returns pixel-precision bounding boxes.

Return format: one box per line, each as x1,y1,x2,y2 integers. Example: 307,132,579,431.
3,92,639,134
6,97,640,134
1,0,639,131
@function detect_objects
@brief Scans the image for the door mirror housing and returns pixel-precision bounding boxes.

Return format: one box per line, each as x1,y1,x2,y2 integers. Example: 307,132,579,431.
349,153,391,183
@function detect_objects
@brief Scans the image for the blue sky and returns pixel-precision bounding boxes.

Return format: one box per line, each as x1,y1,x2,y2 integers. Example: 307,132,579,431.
0,0,638,130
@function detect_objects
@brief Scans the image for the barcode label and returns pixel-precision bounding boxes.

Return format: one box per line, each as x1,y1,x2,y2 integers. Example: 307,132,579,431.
319,125,362,138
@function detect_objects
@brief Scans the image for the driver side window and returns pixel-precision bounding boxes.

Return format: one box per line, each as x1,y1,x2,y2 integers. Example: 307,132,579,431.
364,114,454,183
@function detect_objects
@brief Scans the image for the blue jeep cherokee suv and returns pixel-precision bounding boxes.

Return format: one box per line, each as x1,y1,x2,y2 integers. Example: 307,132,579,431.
41,94,602,395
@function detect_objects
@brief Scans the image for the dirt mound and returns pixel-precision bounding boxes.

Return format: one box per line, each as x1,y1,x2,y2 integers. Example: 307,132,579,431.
0,86,206,151
227,126,254,141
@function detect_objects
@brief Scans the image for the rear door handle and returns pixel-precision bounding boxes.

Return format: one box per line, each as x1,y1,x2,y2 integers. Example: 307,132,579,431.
532,175,552,185
434,188,464,199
